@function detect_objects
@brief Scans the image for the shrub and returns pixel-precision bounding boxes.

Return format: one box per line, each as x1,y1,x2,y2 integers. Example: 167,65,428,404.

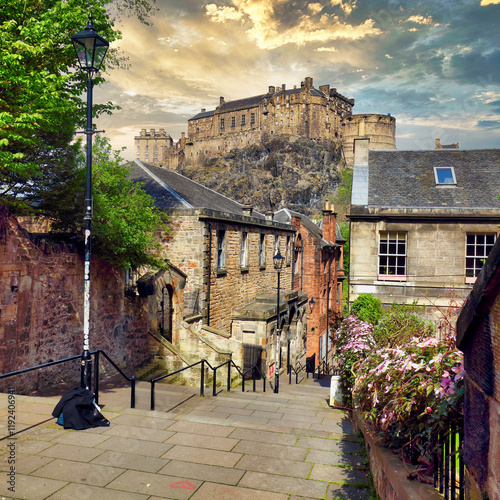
351,293,383,325
373,309,435,348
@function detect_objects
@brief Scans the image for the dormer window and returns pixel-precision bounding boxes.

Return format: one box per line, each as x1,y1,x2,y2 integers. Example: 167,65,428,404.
434,166,456,186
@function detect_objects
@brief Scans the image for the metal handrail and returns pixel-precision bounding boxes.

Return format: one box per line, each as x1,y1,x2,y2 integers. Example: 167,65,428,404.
149,358,266,410
0,350,136,408
288,360,307,385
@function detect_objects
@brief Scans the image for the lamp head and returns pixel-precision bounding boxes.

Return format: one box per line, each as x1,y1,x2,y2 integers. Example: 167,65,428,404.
71,13,109,73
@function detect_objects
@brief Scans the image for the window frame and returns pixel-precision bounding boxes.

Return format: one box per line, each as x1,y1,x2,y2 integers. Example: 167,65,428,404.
465,232,497,283
259,233,266,267
217,229,226,271
434,166,457,186
240,231,249,269
378,231,407,281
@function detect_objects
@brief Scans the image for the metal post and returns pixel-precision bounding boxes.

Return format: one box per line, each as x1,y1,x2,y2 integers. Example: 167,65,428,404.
81,75,94,391
151,380,155,411
93,350,99,405
274,270,281,394
213,367,217,397
131,376,136,408
200,361,205,397
227,360,231,391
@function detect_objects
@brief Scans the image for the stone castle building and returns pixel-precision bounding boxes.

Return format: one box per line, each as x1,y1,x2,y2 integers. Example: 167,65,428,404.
135,77,396,168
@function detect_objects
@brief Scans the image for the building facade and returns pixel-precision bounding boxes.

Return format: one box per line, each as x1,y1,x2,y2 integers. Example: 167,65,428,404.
275,205,345,369
134,128,174,164
348,139,500,322
129,160,309,377
136,76,396,169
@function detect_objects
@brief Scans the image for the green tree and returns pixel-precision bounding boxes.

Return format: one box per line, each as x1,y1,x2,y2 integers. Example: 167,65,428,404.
90,136,168,270
351,293,384,325
0,0,154,211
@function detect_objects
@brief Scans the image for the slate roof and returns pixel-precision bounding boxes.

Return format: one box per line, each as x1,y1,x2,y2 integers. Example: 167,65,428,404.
188,110,215,121
129,160,265,219
365,149,500,209
274,208,345,245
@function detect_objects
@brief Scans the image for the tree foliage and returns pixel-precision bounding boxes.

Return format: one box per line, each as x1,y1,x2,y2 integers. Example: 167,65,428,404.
351,292,384,325
0,0,154,211
90,137,169,270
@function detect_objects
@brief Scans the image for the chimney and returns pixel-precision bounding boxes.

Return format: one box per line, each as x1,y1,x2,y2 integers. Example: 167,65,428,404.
282,84,286,92
353,137,370,165
322,203,336,245
304,77,313,89
435,138,441,149
150,128,155,136
141,128,146,136
319,84,330,95
269,86,275,93
242,205,253,217
220,96,225,105
201,108,206,113
265,211,274,222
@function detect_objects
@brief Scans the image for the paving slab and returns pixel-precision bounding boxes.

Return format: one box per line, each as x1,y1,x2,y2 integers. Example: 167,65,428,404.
0,377,372,500
162,445,242,467
189,481,288,499
158,459,245,485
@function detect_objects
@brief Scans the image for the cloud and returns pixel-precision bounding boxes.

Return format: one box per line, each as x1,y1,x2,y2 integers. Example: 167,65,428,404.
308,3,324,15
405,15,433,25
331,0,357,16
477,120,500,128
481,0,500,4
205,1,381,50
315,46,338,52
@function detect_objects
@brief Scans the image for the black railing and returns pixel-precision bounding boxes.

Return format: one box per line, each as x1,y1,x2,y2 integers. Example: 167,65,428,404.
288,360,308,384
149,358,266,411
0,350,136,408
433,422,465,500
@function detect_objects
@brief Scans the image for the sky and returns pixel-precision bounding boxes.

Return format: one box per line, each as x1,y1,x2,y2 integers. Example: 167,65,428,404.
96,0,500,160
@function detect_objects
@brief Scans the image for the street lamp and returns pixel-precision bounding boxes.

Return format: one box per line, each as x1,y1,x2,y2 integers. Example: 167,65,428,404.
71,14,109,390
309,297,315,314
273,250,285,394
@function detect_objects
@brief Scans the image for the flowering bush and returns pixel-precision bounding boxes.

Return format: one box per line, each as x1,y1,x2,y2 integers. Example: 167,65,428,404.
333,312,464,465
333,316,376,405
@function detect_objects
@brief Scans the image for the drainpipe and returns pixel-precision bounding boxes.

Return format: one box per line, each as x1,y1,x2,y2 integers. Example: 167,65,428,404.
207,223,212,327
291,233,295,290
300,238,304,291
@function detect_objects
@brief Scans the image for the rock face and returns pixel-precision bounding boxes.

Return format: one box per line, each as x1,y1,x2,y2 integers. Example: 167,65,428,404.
177,136,343,217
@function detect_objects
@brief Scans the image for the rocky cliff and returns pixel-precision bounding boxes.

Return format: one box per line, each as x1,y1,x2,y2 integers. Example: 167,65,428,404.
177,136,344,217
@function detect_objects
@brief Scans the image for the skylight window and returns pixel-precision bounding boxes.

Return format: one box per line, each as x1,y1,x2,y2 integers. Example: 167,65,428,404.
434,166,456,186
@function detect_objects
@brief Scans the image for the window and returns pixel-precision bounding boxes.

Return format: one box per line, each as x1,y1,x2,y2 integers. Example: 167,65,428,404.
240,232,248,268
286,236,291,265
259,234,266,266
274,235,279,256
434,167,456,185
378,231,407,280
465,233,496,283
250,113,255,126
220,118,225,130
241,115,246,126
231,117,235,128
217,229,226,270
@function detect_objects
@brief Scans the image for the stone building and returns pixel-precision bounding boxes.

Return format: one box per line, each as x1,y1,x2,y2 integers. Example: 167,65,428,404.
137,76,396,169
457,236,500,499
274,205,345,369
348,139,500,322
129,160,309,378
134,128,174,165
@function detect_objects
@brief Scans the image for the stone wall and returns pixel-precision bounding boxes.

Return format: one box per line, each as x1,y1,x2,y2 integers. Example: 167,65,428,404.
0,212,152,393
349,218,499,321
159,209,294,334
457,237,500,499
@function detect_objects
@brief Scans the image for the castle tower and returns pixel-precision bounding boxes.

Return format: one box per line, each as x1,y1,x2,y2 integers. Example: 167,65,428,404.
341,114,396,167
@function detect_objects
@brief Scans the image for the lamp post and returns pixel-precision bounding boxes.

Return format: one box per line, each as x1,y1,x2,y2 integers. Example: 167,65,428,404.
71,14,109,390
273,250,285,394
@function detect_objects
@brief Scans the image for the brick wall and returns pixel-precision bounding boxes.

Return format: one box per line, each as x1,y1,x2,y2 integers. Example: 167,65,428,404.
0,212,152,393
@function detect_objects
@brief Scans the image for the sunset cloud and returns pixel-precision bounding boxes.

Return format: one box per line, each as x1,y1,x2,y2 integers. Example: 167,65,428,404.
205,0,380,50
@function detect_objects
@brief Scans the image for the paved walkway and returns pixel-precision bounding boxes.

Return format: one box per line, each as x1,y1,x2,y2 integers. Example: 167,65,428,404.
0,377,371,500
